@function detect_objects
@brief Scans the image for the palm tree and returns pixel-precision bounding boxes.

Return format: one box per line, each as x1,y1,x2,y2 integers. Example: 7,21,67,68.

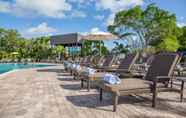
111,41,129,54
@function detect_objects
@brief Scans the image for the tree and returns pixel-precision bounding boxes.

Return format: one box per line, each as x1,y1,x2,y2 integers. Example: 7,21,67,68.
30,37,52,61
53,45,65,60
0,27,65,61
82,40,109,56
108,4,182,52
111,41,129,54
178,26,186,51
156,36,180,52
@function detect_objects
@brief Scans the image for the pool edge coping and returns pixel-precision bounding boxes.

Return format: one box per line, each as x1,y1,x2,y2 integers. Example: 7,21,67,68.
0,63,62,79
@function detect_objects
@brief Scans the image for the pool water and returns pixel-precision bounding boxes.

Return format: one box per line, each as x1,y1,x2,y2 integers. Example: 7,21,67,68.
0,63,53,74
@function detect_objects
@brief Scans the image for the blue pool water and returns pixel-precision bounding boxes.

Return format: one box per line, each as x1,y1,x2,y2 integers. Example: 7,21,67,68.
0,63,53,74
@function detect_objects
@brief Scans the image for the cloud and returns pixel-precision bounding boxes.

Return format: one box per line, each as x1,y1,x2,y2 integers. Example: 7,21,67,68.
22,22,58,38
94,15,105,20
0,1,12,13
96,0,143,12
0,0,72,18
68,0,85,3
70,10,86,18
95,0,144,25
106,13,115,26
68,0,95,5
177,22,186,28
80,27,111,35
180,16,184,20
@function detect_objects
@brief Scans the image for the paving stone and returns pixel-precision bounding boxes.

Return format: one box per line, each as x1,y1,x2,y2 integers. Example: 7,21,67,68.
0,65,185,118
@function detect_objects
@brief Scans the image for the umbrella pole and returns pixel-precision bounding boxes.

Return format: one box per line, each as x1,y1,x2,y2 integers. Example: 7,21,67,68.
99,40,101,56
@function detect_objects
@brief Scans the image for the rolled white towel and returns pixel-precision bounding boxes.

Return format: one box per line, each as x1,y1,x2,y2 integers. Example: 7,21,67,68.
103,73,121,84
71,64,77,70
83,67,96,75
75,64,81,71
177,64,183,71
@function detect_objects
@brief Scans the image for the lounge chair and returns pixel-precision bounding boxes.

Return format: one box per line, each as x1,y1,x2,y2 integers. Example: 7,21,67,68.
91,56,104,68
98,53,182,112
101,53,139,76
80,53,139,91
94,55,116,70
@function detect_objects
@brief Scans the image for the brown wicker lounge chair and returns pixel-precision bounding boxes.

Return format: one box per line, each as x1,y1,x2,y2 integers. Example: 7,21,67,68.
95,55,116,69
101,53,139,76
81,53,139,91
91,56,104,68
98,53,182,112
80,56,94,66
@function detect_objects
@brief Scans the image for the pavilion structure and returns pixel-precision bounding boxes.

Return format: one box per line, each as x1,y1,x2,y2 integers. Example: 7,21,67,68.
51,33,82,58
50,32,118,58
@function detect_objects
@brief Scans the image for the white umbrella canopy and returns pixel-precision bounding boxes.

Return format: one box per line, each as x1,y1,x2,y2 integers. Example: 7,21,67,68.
81,32,119,55
82,32,119,40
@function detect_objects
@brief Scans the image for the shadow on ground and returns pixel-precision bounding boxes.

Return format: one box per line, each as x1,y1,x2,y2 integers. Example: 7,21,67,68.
66,93,186,117
58,73,71,76
66,94,148,110
60,84,82,90
57,75,77,81
37,68,63,73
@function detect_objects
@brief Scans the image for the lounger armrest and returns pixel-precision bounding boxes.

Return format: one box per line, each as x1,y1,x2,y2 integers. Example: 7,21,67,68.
155,76,171,82
112,68,129,72
99,68,129,73
174,77,186,82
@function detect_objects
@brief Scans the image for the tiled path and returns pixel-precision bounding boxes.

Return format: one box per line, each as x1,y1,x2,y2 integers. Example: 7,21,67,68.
0,65,186,118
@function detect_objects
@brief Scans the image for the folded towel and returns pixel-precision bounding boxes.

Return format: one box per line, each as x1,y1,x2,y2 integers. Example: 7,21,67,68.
67,63,73,69
64,61,71,69
75,64,81,71
177,64,183,71
83,67,96,75
103,73,121,84
71,64,77,70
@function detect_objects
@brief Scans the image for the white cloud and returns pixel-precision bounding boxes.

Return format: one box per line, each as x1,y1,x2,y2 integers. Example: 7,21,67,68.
95,0,144,25
70,10,86,18
180,16,184,20
80,27,111,35
0,1,12,13
177,22,186,28
22,22,58,38
0,0,72,18
68,0,85,3
90,27,108,34
94,15,105,20
106,13,115,25
68,0,95,5
96,0,143,12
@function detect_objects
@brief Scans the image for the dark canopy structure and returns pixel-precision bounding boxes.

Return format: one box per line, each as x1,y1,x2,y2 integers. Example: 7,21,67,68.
50,32,119,58
51,33,82,46
51,33,83,58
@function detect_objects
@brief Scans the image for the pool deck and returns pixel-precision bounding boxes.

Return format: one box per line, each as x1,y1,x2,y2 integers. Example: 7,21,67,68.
0,65,186,118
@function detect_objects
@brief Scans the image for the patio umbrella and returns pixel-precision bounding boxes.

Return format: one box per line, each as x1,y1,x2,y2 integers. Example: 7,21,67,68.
82,32,119,55
11,52,19,55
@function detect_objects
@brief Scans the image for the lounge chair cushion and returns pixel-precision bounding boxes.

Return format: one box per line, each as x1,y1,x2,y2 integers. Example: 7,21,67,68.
99,78,152,94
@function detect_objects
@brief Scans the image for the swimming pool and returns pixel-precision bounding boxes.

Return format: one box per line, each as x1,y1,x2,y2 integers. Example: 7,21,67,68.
0,63,53,74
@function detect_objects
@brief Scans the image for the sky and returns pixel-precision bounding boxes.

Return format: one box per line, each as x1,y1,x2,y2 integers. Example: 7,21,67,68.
0,0,186,40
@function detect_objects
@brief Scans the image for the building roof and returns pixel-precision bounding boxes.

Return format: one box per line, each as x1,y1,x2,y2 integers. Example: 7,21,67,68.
50,33,82,46
50,32,119,46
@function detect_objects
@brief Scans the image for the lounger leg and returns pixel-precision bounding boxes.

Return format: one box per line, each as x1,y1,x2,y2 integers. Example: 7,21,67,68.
87,79,90,92
99,88,103,101
113,93,118,112
180,80,184,102
171,78,173,88
152,83,157,108
70,70,72,75
81,79,84,88
73,73,76,80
